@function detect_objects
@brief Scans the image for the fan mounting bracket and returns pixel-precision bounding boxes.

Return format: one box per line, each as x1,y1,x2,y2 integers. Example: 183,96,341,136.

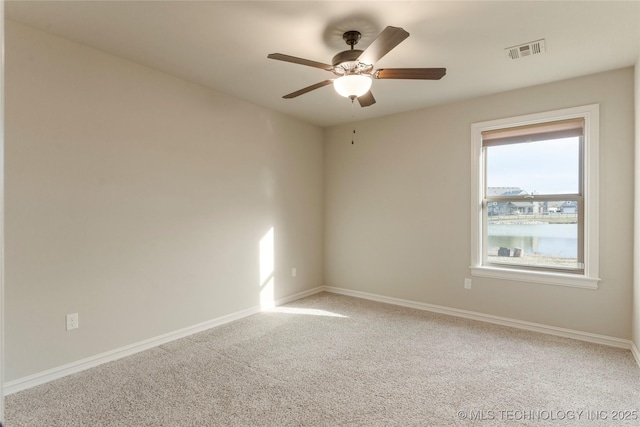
343,31,362,49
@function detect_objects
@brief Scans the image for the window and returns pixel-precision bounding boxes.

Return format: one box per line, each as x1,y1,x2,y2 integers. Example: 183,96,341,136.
470,105,600,289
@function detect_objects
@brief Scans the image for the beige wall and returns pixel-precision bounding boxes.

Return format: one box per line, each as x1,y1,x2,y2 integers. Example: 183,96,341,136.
4,21,324,381
634,61,640,350
325,68,635,339
0,1,4,420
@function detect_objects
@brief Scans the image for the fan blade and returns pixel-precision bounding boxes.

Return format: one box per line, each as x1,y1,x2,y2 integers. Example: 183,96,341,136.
268,53,334,71
374,68,446,80
357,26,410,65
283,80,335,99
357,91,376,107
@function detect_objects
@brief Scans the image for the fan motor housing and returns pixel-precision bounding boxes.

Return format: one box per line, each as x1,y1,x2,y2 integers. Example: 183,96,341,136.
331,49,363,67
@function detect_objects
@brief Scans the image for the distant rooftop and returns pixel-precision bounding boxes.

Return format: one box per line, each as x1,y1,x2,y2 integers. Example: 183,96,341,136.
487,187,528,196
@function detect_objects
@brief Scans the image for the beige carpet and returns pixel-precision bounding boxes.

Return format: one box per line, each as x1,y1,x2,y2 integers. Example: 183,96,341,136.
5,292,640,426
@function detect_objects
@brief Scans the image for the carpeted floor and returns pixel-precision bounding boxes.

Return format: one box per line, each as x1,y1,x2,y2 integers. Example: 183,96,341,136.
5,292,640,426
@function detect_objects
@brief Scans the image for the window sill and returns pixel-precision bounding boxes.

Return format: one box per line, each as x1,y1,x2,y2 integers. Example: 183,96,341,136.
470,266,600,289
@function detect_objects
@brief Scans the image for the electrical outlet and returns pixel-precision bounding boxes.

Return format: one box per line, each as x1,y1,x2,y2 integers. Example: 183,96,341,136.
464,278,472,290
66,313,79,331
292,267,297,277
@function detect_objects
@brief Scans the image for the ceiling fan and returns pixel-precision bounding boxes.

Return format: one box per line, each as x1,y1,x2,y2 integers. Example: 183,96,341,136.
268,26,446,107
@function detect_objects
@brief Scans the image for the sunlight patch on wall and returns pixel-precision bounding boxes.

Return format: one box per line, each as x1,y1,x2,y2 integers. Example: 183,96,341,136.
259,227,275,309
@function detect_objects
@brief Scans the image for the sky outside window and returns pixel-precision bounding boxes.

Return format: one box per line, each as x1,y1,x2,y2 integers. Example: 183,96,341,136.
486,137,580,194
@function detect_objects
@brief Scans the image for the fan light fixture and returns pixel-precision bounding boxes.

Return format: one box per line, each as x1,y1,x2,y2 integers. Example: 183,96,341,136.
333,75,372,99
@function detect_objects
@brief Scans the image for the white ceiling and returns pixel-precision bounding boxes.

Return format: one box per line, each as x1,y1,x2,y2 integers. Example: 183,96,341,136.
6,1,640,128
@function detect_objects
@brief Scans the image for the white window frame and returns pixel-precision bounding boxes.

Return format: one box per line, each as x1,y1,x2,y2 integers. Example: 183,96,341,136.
470,104,600,289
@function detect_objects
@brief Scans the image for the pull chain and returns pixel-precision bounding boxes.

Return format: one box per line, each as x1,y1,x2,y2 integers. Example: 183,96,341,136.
351,98,356,144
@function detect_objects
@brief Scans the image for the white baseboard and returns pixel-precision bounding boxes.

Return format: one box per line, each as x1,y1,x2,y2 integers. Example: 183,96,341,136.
4,286,325,395
322,286,634,351
273,286,325,306
631,342,640,368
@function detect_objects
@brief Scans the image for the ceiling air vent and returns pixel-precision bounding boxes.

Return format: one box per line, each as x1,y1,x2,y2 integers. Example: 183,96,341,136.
506,39,546,60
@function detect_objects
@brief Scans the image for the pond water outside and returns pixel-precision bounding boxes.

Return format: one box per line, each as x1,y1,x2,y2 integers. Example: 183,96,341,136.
486,223,579,269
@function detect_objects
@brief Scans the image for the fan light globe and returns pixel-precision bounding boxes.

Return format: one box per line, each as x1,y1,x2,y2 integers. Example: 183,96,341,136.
333,75,372,99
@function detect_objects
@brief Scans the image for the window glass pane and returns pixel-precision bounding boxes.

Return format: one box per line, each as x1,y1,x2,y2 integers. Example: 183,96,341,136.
486,137,579,195
486,206,579,270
